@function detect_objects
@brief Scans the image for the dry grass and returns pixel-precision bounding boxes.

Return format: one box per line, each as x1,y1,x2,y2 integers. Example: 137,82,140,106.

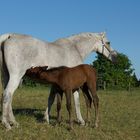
0,85,140,140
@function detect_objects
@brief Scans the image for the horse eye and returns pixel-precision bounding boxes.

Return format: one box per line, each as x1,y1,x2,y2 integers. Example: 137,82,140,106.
107,42,110,45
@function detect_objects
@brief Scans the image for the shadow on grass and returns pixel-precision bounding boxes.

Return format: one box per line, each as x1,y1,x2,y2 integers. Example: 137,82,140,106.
12,108,57,123
0,109,81,127
0,108,58,124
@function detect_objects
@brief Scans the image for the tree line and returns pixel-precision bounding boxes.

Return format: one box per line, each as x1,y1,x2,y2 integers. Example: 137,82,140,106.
92,53,139,90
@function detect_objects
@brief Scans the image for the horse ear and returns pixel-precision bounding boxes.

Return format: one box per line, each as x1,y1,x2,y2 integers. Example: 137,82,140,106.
101,32,106,38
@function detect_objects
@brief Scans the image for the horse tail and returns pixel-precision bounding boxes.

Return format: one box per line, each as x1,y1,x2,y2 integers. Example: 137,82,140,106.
0,34,12,88
0,33,11,66
0,33,11,46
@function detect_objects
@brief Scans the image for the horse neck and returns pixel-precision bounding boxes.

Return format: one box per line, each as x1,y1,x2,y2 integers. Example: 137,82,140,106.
73,37,98,60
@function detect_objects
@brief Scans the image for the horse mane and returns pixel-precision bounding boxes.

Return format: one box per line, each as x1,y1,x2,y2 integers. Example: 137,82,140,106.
67,32,95,39
54,32,100,43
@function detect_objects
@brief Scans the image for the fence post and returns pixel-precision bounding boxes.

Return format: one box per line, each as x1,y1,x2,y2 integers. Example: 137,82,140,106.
128,82,131,92
103,81,106,90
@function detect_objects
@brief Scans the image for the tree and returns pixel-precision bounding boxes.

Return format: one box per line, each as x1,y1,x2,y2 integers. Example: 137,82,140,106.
131,73,139,87
92,53,136,90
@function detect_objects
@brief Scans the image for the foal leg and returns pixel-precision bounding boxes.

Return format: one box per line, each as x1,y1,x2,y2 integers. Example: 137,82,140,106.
92,94,99,128
56,92,63,123
88,86,99,128
81,85,92,124
2,74,21,130
73,91,85,125
93,95,99,127
44,85,57,123
65,90,72,129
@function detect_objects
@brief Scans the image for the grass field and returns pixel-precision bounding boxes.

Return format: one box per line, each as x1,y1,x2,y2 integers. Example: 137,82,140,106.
0,85,140,140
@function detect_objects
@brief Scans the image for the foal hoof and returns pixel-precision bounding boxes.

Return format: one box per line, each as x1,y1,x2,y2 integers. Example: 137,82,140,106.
67,126,74,131
94,123,99,128
57,120,62,125
13,122,19,128
85,121,90,127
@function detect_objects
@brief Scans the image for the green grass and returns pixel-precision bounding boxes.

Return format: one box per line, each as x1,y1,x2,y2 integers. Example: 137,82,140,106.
0,85,140,140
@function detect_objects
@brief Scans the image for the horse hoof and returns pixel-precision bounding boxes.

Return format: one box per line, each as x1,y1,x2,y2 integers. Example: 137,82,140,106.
9,120,19,127
77,119,85,126
43,115,50,124
80,121,85,126
2,121,12,130
6,126,12,131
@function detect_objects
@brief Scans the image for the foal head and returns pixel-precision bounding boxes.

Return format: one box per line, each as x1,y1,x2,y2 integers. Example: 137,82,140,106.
26,66,48,76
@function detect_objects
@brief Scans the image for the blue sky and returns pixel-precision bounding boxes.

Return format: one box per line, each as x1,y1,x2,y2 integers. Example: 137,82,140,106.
0,0,140,79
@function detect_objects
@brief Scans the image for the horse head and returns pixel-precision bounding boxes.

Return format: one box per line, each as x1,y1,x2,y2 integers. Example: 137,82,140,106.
97,32,118,63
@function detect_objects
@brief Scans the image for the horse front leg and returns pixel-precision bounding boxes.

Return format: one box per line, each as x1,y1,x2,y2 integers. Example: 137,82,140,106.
44,85,57,124
73,91,85,125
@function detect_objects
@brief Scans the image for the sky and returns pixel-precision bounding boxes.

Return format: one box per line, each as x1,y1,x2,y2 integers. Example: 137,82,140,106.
0,0,140,79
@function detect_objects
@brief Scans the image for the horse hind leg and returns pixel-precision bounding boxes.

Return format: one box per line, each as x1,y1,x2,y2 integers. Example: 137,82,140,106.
2,74,21,130
44,85,57,124
1,64,10,129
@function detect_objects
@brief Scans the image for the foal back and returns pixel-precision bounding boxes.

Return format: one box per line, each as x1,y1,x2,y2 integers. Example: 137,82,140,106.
56,64,96,91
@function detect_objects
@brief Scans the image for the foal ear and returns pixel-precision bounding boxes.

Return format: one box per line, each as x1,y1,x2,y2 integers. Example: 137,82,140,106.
41,66,48,71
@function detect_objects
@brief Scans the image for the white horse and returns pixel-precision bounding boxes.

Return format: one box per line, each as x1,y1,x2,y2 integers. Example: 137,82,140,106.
0,32,117,130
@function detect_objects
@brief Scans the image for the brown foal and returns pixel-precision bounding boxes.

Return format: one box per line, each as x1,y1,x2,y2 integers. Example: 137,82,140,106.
26,64,99,128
